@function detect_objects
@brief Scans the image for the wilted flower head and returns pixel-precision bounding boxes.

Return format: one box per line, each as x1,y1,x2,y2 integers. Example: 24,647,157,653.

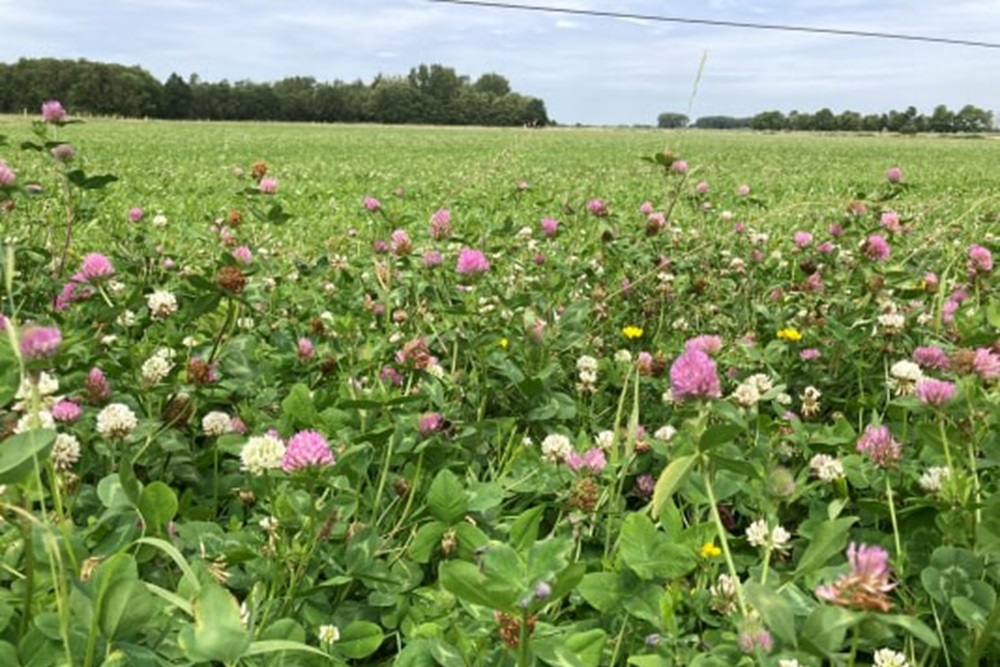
41,100,67,124
50,143,75,161
816,542,895,612
281,430,334,472
456,247,490,274
669,349,721,401
857,424,902,468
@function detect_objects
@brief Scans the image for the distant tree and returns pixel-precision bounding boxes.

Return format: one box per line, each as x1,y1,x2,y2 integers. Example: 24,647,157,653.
474,72,511,97
837,110,862,131
789,112,814,131
751,110,786,131
813,108,836,131
692,116,751,129
160,73,192,119
955,104,992,132
656,112,689,129
928,104,955,133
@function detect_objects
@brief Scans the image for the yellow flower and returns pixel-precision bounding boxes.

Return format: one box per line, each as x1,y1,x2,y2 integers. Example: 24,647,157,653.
699,542,722,558
622,325,643,340
500,338,509,349
777,327,802,342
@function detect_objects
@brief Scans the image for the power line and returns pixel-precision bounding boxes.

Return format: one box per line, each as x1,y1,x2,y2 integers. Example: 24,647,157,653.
428,0,1000,49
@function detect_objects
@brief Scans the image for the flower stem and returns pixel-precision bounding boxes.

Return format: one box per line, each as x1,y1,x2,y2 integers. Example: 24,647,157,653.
885,474,904,577
703,466,749,620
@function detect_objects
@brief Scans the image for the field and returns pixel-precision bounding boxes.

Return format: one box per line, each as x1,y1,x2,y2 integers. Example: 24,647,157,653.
1,112,999,667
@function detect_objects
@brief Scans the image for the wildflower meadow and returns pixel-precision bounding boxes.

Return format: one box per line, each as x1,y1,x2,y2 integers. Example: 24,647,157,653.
0,106,999,667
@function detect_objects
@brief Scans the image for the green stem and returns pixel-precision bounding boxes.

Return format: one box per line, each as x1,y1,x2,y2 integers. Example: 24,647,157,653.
371,432,396,527
964,597,1000,667
517,608,532,667
885,474,904,578
703,465,749,620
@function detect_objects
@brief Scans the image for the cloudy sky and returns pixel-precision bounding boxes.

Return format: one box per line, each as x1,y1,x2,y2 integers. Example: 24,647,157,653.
2,0,998,125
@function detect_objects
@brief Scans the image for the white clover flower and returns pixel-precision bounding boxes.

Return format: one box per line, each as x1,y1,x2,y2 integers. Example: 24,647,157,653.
576,355,599,374
918,466,951,494
240,434,286,475
261,277,277,291
259,516,279,532
51,433,81,470
710,573,739,614
746,519,791,551
202,411,234,437
426,362,446,379
237,317,255,330
654,425,677,442
578,370,597,385
152,213,168,227
107,279,126,297
613,349,632,365
731,381,761,407
800,386,822,418
182,336,198,348
515,226,533,242
318,624,340,645
541,434,573,463
147,290,178,320
778,660,802,667
809,453,845,482
117,310,137,327
15,409,55,434
14,372,60,411
594,430,615,451
745,373,774,394
878,311,906,335
889,360,923,396
745,519,771,548
96,403,138,440
141,349,175,385
873,648,910,667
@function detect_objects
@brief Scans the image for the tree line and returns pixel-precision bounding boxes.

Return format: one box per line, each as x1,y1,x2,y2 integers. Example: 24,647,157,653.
658,104,994,133
0,58,550,127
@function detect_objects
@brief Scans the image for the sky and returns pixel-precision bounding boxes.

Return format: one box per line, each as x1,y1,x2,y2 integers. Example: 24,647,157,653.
1,0,998,126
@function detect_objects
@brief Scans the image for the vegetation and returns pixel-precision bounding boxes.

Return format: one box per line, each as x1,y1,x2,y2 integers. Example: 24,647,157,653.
0,58,550,126
0,106,999,666
658,105,995,133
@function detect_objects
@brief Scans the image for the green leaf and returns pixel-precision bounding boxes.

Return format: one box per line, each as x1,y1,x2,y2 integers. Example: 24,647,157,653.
439,560,519,612
794,517,857,576
409,521,448,563
336,620,384,659
244,639,332,660
93,554,158,641
426,469,467,525
178,583,250,663
699,424,743,451
879,613,940,648
137,481,177,534
801,606,858,657
577,573,623,613
281,383,317,428
651,454,697,519
509,506,545,551
0,428,56,484
628,656,672,667
619,513,697,580
743,582,797,647
134,537,200,593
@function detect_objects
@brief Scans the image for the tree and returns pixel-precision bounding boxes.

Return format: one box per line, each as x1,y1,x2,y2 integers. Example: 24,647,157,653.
954,104,992,133
837,110,862,131
656,112,689,129
813,108,836,131
161,73,192,119
751,110,786,131
474,73,511,97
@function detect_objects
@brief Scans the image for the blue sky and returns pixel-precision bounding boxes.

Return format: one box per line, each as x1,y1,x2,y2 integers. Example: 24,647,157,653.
1,0,998,125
